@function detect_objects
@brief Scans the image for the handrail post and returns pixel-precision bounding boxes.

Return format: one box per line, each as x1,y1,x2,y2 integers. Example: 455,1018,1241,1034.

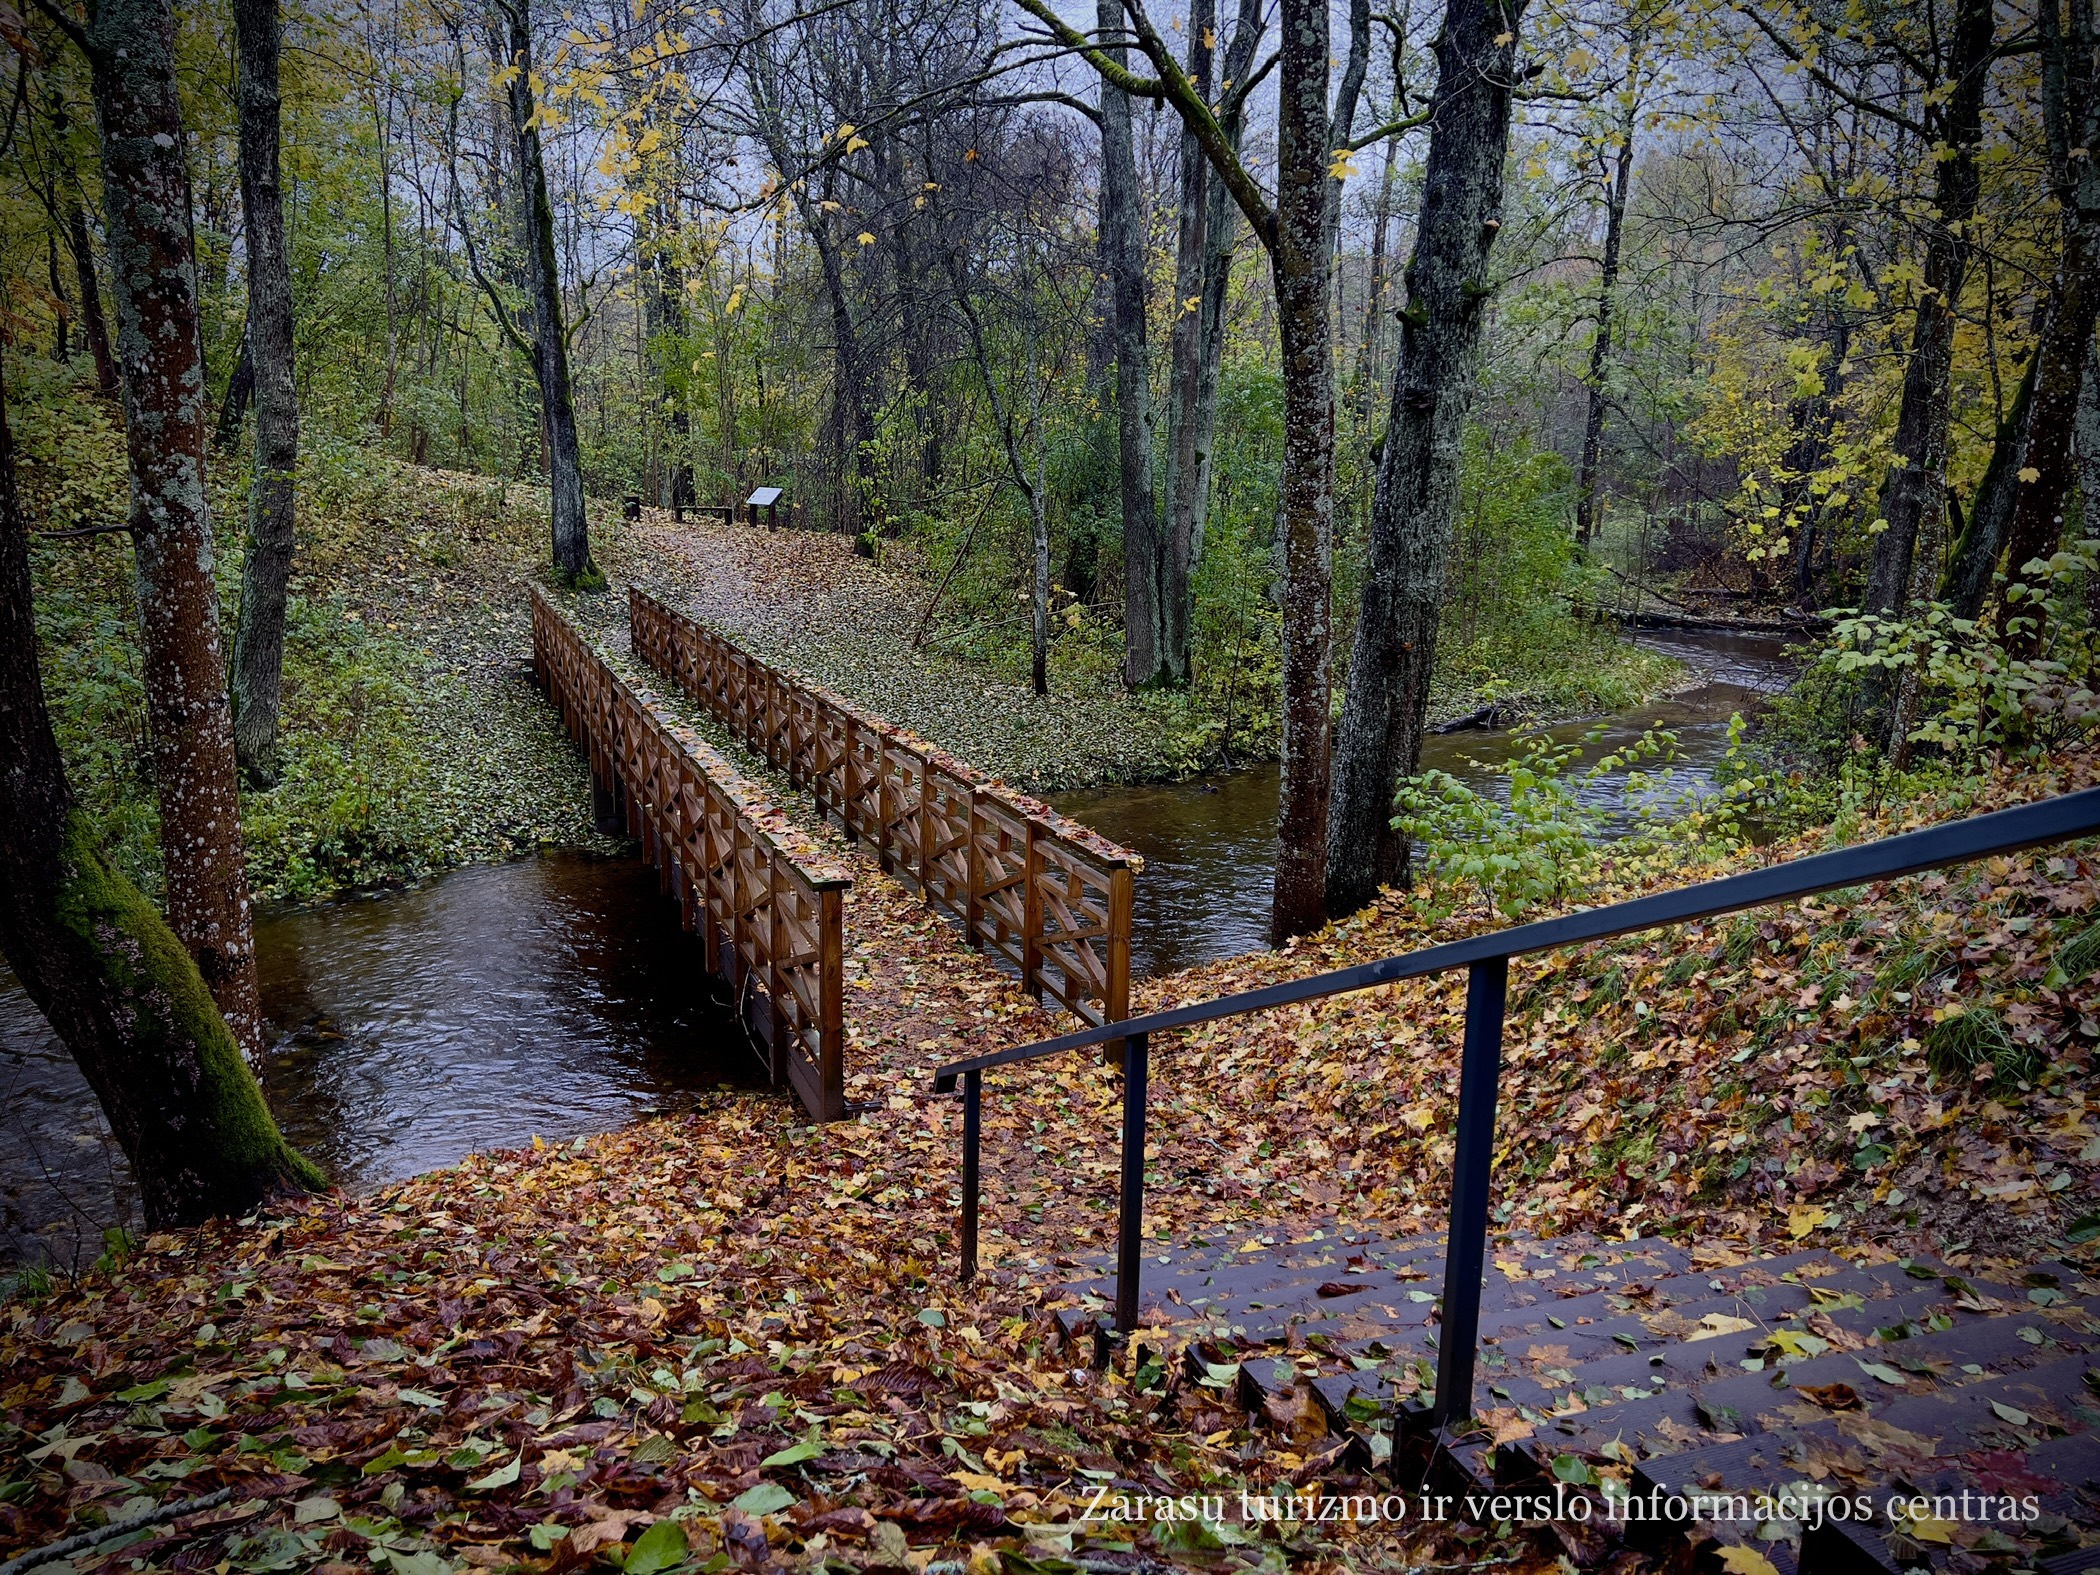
1431,956,1509,1429
961,1068,982,1281
1114,1031,1150,1338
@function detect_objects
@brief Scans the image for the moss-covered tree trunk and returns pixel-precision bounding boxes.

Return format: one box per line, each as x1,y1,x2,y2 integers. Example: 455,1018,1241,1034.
229,0,302,781
0,362,322,1230
85,0,266,1058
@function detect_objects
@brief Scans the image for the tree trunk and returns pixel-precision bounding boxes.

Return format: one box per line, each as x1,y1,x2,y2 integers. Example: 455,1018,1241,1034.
1355,73,1402,391
641,199,697,514
1573,114,1635,550
1160,0,1215,688
85,0,265,1060
66,194,120,398
1266,0,1338,941
501,0,595,586
1032,446,1051,698
1860,0,1991,613
229,0,302,783
1325,0,1526,917
1099,0,1168,689
1181,0,1262,599
47,232,73,360
1994,243,2096,652
1943,349,2038,617
213,322,254,452
373,85,399,440
2079,336,2100,627
1322,0,1373,263
0,361,321,1230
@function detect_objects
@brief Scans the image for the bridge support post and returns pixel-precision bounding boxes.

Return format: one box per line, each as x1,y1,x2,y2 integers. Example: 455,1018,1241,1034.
1431,957,1508,1430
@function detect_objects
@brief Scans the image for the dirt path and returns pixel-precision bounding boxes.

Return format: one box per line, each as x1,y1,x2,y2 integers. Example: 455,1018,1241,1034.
614,513,1197,792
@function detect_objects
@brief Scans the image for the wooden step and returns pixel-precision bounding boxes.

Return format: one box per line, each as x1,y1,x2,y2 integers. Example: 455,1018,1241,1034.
1045,1233,2100,1570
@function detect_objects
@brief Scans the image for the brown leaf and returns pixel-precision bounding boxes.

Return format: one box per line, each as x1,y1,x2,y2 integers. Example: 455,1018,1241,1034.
1794,1382,1861,1410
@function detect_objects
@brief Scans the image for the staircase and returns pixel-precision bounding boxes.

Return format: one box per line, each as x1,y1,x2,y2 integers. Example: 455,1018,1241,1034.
1050,1229,2100,1572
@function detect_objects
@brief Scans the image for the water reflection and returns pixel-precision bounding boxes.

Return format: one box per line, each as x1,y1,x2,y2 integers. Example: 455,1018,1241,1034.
2,852,758,1269
1053,631,1802,978
1,632,1803,1267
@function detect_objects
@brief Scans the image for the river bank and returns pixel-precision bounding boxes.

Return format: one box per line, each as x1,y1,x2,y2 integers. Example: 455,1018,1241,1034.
2,752,2094,1573
23,442,1685,906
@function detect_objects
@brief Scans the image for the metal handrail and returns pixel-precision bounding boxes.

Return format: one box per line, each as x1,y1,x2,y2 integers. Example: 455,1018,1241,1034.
934,783,2100,1427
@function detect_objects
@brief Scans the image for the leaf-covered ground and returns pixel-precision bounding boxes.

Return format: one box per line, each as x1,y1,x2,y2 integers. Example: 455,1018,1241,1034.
617,512,1682,793
5,736,2096,1574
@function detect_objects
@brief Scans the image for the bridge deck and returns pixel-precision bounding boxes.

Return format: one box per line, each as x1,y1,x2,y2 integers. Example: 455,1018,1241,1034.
537,587,1077,1116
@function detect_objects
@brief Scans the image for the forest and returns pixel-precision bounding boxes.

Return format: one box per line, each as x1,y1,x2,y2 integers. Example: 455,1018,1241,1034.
1,0,2098,1567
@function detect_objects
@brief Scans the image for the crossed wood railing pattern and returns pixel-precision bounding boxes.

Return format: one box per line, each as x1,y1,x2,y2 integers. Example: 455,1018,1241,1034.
629,587,1139,1029
530,589,850,1120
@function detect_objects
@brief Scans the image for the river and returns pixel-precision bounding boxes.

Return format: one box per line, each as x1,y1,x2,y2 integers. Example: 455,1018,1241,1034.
1050,629,1800,976
0,629,1795,1270
2,853,760,1271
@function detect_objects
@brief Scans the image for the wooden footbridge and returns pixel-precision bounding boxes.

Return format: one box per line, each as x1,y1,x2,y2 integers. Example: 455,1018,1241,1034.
528,587,1137,1121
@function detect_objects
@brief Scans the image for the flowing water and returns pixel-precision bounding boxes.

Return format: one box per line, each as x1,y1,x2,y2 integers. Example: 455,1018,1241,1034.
2,853,759,1270
1051,630,1802,978
1,631,1796,1269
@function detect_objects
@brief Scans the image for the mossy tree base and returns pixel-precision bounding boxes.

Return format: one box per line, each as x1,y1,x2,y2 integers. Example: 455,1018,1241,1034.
47,817,326,1223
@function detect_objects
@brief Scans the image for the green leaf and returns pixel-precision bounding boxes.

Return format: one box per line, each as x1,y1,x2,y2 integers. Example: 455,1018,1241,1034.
118,1378,171,1403
1551,1454,1598,1486
917,1308,946,1328
397,1388,444,1408
758,1439,823,1468
620,1519,691,1574
732,1482,795,1516
1854,1361,1906,1386
463,1452,521,1492
1990,1401,2031,1426
2064,1213,2100,1245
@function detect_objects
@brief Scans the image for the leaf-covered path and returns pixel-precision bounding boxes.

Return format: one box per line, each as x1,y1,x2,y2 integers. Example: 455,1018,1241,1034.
5,735,2096,1572
613,514,1201,792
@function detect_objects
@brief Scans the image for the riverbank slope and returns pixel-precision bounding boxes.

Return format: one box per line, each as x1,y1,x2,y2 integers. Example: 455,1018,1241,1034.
3,750,2094,1573
17,407,1678,901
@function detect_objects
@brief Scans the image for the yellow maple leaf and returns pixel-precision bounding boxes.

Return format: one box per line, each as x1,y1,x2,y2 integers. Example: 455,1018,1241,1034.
857,231,877,246
2017,466,2040,482
1716,1549,1781,1575
1689,1312,1758,1341
1786,1204,1828,1238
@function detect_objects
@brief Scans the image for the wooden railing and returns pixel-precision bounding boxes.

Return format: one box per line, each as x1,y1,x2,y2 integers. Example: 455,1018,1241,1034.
530,589,850,1120
629,587,1139,1029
